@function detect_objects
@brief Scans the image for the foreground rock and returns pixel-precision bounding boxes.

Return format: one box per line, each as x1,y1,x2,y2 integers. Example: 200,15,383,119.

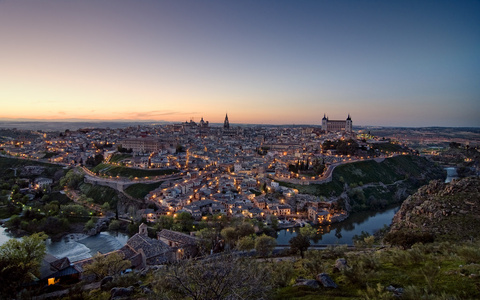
316,273,338,288
293,273,338,289
293,278,320,288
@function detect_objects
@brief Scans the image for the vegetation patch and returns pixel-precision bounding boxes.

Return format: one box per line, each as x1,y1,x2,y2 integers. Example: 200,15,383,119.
109,153,132,163
0,156,64,180
78,182,121,208
90,163,178,178
279,155,444,201
125,181,164,199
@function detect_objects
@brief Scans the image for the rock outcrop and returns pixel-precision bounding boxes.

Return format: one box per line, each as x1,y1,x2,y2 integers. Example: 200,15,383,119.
388,177,480,242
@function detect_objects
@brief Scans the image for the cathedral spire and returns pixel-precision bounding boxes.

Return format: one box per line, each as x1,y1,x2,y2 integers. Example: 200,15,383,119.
223,113,230,129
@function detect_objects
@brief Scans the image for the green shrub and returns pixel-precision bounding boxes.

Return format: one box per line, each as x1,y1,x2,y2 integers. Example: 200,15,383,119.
456,245,480,264
359,283,394,300
384,230,434,248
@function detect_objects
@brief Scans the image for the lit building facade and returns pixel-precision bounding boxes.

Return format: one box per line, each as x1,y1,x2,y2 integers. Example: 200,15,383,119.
321,114,352,134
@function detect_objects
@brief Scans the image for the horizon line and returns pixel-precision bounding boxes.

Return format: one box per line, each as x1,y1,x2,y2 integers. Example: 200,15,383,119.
0,118,478,129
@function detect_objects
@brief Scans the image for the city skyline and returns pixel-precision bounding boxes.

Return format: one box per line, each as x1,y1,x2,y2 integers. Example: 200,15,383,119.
1,0,479,127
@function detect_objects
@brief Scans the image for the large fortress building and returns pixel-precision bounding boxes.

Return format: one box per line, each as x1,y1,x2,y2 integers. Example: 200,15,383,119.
321,114,352,134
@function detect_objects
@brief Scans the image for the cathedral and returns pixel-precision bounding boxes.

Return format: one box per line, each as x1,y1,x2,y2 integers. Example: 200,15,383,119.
222,113,236,136
322,114,352,134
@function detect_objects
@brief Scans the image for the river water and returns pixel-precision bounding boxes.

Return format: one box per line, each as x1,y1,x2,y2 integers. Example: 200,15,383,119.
276,205,399,246
0,227,129,262
46,231,129,262
445,167,458,183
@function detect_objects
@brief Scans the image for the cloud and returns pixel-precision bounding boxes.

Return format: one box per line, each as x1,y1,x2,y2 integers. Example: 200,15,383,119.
127,110,200,119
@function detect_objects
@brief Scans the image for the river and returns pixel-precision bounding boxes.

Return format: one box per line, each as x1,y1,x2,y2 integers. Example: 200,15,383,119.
445,167,458,183
276,205,399,246
0,227,129,262
2,207,399,255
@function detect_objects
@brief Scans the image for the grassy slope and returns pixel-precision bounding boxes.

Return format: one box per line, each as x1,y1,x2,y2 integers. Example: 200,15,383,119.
90,163,178,177
271,241,480,299
279,155,444,198
125,182,164,199
109,153,132,163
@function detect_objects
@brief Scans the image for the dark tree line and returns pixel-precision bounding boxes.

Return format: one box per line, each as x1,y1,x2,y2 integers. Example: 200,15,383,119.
85,154,104,167
322,139,359,156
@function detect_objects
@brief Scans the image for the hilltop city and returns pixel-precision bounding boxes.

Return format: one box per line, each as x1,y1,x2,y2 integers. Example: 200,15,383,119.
1,114,393,226
0,115,479,299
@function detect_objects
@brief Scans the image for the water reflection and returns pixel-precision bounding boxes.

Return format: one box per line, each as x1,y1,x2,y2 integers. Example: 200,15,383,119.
276,205,399,245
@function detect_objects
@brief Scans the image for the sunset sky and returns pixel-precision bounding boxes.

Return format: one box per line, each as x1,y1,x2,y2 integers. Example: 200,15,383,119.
0,0,479,127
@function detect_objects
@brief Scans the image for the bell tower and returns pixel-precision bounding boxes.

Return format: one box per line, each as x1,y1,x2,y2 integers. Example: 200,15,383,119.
322,114,328,131
346,114,352,134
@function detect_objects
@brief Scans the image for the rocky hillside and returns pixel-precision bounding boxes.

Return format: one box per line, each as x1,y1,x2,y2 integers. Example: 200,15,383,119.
387,177,480,244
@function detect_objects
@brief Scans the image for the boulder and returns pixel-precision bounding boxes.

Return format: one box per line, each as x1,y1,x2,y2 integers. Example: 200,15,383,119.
386,285,404,297
334,258,348,272
316,273,338,288
293,279,320,289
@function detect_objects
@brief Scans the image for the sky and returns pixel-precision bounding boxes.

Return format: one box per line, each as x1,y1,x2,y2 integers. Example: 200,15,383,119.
0,0,479,127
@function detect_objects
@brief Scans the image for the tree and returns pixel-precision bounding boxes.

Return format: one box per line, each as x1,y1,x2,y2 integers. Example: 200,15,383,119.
85,218,96,231
299,224,317,239
59,170,84,189
196,227,222,255
83,252,130,280
236,235,255,251
172,212,194,232
101,202,110,211
255,234,276,257
156,215,174,230
221,226,238,249
154,254,272,300
85,154,104,167
108,219,122,231
237,222,255,238
0,232,47,297
60,204,88,217
270,215,279,230
289,234,310,258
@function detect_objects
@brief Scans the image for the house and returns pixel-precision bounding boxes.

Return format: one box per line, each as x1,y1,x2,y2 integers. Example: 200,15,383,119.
276,204,292,216
120,224,175,267
137,208,156,222
157,229,200,259
308,206,330,224
34,177,53,190
40,254,81,286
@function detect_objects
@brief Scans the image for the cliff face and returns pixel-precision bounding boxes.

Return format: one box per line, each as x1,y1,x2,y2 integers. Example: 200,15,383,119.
389,177,480,242
339,155,446,212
